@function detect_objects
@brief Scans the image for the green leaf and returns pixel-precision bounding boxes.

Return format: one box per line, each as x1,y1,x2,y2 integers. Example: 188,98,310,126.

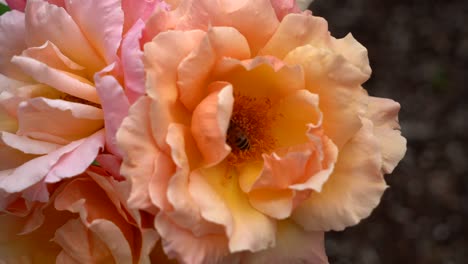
0,4,10,16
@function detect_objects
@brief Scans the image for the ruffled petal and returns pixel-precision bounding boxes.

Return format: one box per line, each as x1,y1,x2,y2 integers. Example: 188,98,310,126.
284,45,368,148
174,0,279,53
121,0,158,32
117,96,163,212
331,33,372,80
25,0,105,73
191,82,233,166
155,213,233,264
6,0,26,11
65,0,124,64
165,124,222,236
292,119,387,231
178,26,250,111
260,13,330,59
366,97,406,173
191,164,276,252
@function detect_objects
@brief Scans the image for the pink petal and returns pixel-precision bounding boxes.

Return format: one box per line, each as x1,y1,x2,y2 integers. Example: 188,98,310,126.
25,0,105,73
121,19,146,104
0,10,29,80
16,97,103,142
117,96,164,212
191,82,233,166
292,119,388,231
121,0,158,32
1,131,61,155
12,55,101,104
242,221,327,264
0,131,102,193
95,72,130,156
45,129,105,183
64,0,124,64
155,213,234,264
366,97,406,173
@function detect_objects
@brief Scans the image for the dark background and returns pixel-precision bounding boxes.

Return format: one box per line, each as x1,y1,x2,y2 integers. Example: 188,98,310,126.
309,0,468,263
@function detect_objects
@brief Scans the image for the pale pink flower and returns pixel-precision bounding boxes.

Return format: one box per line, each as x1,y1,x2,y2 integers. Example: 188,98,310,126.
0,0,162,262
117,0,406,263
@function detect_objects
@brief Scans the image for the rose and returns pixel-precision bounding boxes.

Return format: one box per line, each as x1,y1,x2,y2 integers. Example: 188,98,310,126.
0,0,160,212
0,171,159,263
0,0,162,261
117,0,406,263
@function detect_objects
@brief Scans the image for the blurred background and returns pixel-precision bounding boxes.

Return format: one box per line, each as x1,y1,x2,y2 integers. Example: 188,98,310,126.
309,0,468,263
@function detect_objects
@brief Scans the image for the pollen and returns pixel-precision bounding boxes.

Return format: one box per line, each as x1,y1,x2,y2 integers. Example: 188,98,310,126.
226,93,276,165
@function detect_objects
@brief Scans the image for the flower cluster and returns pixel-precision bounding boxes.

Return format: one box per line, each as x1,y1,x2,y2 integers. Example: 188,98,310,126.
0,0,406,263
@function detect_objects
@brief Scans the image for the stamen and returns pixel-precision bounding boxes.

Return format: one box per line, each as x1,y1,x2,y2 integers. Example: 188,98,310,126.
226,93,276,165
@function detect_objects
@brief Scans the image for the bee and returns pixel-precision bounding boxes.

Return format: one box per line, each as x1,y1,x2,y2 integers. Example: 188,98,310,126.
227,122,250,151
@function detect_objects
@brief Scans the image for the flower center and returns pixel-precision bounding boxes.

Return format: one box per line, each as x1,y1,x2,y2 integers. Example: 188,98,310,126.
226,93,276,165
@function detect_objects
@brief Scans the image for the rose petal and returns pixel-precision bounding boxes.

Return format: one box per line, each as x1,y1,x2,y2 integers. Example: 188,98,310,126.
117,96,163,212
174,0,279,53
121,19,146,103
332,33,372,80
0,10,29,81
284,45,368,148
6,0,26,11
16,97,103,142
292,119,387,231
121,0,158,32
191,164,276,252
155,213,233,264
45,129,105,183
165,124,222,236
25,0,105,73
178,26,250,111
1,131,61,155
366,97,406,173
95,72,130,156
65,0,124,64
191,82,233,166
260,13,330,59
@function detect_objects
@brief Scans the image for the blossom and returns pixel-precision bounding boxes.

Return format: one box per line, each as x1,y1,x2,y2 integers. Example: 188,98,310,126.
0,0,161,261
117,0,406,263
0,171,159,263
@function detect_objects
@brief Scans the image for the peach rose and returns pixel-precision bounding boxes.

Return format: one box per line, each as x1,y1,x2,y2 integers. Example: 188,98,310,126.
0,171,159,263
117,0,406,263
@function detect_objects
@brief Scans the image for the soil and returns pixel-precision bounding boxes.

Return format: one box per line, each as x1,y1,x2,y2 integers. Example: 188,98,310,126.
309,0,468,263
